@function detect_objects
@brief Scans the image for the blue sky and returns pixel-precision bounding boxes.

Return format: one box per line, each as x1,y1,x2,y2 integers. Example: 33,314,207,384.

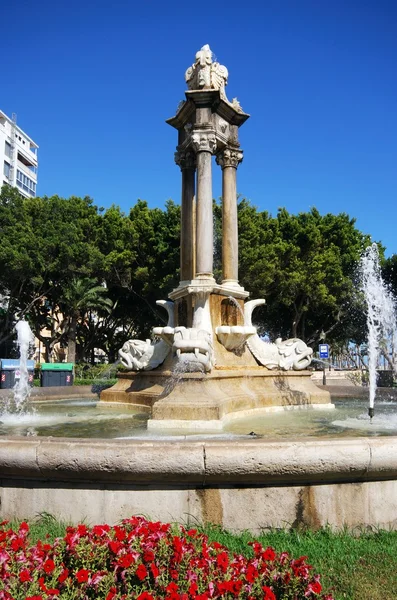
2,0,397,254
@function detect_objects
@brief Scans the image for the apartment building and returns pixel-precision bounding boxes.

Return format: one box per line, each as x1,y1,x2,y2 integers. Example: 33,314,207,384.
0,109,38,197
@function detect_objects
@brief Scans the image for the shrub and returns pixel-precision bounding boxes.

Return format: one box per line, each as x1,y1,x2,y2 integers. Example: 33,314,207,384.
0,516,333,599
74,363,118,380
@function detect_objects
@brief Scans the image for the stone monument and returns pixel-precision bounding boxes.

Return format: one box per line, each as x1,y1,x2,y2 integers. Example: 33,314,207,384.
101,45,331,429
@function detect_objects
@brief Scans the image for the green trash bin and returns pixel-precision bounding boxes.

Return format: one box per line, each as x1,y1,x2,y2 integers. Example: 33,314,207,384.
40,363,74,387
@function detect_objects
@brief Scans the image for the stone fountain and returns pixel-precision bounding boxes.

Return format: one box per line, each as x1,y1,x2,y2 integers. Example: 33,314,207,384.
1,47,397,532
102,45,332,428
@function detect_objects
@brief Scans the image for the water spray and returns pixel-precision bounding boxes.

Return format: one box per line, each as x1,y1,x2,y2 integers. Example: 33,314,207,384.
13,320,35,413
360,244,397,422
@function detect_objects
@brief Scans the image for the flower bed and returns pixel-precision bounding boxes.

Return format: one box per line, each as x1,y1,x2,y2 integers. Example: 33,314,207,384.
0,517,334,599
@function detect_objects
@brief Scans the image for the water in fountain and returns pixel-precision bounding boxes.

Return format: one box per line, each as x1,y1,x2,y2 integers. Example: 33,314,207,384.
360,244,397,417
13,320,35,413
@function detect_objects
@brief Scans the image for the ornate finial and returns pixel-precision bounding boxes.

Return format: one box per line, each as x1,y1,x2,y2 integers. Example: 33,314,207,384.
231,97,244,113
185,44,229,101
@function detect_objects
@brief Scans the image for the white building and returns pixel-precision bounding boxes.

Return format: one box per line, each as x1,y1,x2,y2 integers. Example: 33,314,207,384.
0,109,38,198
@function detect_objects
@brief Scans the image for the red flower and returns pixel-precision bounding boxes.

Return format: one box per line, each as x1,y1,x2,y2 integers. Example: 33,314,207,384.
75,568,90,583
246,564,258,583
143,549,155,562
166,582,179,594
135,563,148,581
26,597,43,600
118,553,135,568
216,551,229,572
11,538,24,551
39,577,48,592
262,586,276,600
150,562,160,578
137,593,155,600
19,569,32,582
189,582,198,595
250,541,263,556
114,526,127,541
58,568,69,583
109,540,122,554
93,524,110,536
229,580,243,596
262,547,276,561
77,524,88,536
106,587,117,600
43,558,56,574
307,581,322,594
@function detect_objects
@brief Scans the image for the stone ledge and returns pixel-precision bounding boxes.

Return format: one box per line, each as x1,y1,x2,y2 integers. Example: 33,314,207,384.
1,437,397,486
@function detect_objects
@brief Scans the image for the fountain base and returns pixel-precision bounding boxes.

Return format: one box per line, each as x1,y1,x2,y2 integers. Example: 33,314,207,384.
101,366,332,429
101,291,332,426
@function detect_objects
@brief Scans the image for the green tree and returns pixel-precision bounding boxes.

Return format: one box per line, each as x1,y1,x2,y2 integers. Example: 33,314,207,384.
104,199,180,340
238,203,371,346
57,277,113,364
0,187,106,357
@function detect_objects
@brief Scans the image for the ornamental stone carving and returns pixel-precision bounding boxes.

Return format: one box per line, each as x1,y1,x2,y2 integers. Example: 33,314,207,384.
216,147,244,169
244,299,313,371
173,326,214,372
191,130,217,154
247,335,313,371
174,150,196,171
118,338,170,371
231,97,244,113
185,44,229,101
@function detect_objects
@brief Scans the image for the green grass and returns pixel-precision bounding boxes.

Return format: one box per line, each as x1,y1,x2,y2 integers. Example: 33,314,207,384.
8,516,397,600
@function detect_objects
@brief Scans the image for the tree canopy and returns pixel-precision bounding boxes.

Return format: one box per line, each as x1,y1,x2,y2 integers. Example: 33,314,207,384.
0,183,388,363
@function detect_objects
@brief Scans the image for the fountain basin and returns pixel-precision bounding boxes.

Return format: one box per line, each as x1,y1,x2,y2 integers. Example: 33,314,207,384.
1,434,397,532
2,387,397,530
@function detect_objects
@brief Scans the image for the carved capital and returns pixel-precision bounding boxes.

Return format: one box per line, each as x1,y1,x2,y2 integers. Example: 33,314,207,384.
216,147,243,169
191,130,217,154
174,150,196,171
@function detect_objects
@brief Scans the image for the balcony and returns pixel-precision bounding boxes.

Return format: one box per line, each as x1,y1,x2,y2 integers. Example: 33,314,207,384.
17,151,38,176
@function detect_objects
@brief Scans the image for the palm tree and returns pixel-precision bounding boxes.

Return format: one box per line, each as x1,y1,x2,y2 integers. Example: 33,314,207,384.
58,278,113,365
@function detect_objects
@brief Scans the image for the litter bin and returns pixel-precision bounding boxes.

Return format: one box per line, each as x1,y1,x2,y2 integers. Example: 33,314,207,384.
40,363,74,387
0,359,35,389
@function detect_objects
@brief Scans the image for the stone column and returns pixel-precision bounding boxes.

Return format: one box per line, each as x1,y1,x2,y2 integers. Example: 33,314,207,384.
216,147,243,286
175,150,196,284
191,131,217,279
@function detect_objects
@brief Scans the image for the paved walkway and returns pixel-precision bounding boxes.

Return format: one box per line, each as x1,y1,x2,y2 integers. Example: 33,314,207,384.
319,384,397,400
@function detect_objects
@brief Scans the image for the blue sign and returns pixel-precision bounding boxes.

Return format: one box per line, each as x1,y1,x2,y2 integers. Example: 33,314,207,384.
319,344,329,359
